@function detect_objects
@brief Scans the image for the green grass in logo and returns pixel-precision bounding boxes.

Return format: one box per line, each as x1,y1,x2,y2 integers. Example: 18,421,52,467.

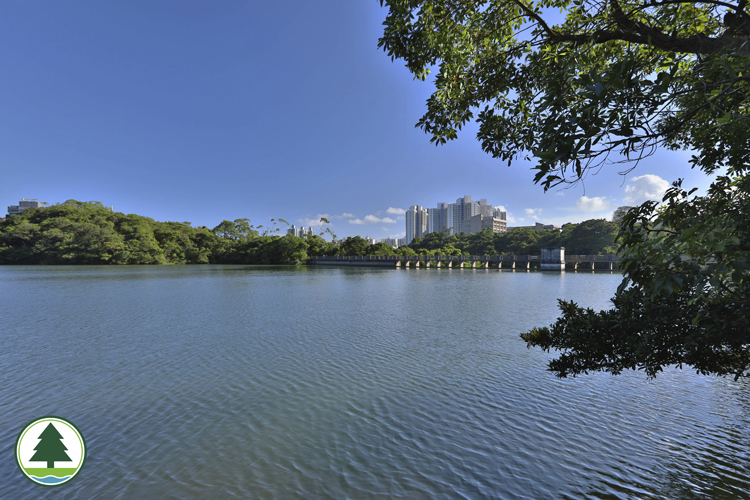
23,467,79,478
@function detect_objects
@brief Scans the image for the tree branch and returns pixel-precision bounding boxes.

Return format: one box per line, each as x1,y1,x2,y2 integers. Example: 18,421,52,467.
509,0,558,38
541,0,750,55
647,0,748,17
646,75,745,138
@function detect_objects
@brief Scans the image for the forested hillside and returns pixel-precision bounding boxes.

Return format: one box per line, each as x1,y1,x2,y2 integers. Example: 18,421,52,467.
0,200,618,265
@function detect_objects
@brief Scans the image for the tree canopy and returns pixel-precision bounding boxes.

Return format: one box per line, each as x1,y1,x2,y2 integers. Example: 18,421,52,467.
0,201,338,265
405,221,618,255
523,176,750,379
379,0,749,187
379,0,750,378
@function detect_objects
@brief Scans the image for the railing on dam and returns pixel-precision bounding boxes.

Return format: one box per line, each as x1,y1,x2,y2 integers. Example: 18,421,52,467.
308,254,621,270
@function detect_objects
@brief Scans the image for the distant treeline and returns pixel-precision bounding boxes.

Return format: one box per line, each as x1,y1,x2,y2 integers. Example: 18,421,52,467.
0,201,618,265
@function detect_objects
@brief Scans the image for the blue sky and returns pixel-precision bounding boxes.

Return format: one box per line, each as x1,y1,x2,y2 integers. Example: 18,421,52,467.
1,2,712,240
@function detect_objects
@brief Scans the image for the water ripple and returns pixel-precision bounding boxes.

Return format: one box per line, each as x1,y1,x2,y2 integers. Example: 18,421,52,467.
1,266,748,499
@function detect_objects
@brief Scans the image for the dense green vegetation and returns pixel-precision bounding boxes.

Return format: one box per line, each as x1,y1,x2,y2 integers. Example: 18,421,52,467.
0,200,617,265
405,220,617,256
0,201,326,265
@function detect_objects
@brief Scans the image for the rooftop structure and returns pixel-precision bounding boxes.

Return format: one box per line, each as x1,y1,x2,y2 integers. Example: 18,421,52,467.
7,198,42,217
510,222,561,232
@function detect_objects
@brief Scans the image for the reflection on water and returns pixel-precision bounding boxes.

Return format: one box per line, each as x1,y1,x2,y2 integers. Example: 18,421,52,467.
1,265,748,499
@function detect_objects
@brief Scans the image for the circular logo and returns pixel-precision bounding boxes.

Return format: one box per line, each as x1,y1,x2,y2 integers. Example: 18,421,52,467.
15,416,86,486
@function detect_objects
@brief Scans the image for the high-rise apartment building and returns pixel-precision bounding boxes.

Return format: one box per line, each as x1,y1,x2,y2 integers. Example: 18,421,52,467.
408,195,508,240
442,203,457,235
493,207,507,221
287,225,316,237
405,205,428,245
453,195,481,226
427,207,444,234
478,198,495,217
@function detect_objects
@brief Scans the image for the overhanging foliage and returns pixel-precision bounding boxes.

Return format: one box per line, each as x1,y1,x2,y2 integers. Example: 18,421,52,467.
379,0,750,377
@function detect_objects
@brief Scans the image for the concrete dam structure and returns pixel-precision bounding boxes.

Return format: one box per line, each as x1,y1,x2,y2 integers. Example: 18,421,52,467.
310,248,620,271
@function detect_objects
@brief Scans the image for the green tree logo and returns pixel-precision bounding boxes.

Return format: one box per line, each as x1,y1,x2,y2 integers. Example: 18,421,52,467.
30,423,72,469
15,416,86,487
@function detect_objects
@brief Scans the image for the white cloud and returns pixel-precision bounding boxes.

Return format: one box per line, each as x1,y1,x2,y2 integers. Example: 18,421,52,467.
297,214,333,227
297,218,320,226
298,212,356,226
623,174,670,204
350,214,397,225
365,214,396,224
524,208,542,218
576,196,611,212
385,207,406,215
323,212,354,219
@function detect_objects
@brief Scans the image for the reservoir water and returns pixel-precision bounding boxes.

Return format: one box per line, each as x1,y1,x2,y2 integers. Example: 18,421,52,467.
1,265,748,499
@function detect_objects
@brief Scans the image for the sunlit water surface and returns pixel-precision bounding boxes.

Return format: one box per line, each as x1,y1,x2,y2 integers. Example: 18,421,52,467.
1,265,748,499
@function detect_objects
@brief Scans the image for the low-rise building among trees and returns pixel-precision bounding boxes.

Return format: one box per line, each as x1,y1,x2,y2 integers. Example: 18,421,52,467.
459,214,508,235
509,222,561,232
7,198,42,217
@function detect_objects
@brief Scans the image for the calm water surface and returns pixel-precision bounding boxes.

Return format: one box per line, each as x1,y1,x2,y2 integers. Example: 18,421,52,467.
1,265,748,499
